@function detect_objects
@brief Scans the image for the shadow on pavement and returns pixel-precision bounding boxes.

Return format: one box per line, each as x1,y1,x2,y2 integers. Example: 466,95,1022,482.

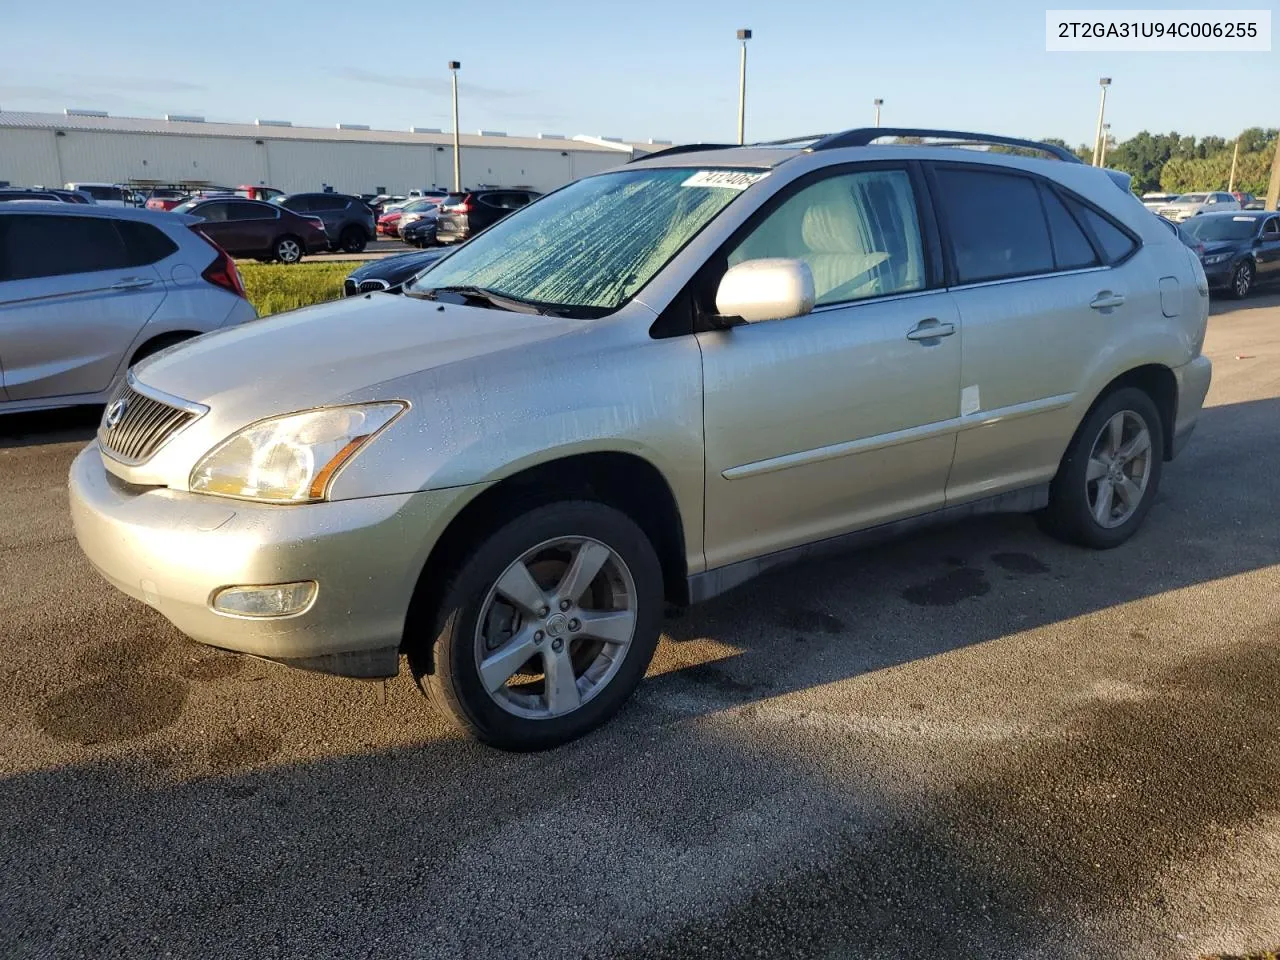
0,405,100,450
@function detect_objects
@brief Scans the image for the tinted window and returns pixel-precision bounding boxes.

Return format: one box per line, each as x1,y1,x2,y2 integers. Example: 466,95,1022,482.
0,192,59,202
1264,218,1280,237
1066,198,1138,263
478,193,507,210
934,167,1053,283
312,195,350,211
1038,184,1099,270
0,214,132,281
728,167,926,305
116,220,179,265
193,201,228,221
281,196,311,212
80,185,123,202
227,201,276,221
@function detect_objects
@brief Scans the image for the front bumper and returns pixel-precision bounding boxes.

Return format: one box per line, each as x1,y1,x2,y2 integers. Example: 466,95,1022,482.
69,444,472,677
1171,354,1213,459
1201,260,1236,288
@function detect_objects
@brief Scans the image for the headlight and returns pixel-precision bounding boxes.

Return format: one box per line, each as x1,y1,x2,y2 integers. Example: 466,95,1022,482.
189,402,406,503
1202,252,1231,265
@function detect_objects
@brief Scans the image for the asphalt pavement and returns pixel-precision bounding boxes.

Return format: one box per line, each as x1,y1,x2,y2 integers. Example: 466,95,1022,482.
1,294,1279,959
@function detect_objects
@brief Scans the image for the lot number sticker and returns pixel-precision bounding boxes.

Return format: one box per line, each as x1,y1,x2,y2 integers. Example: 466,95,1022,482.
681,170,769,190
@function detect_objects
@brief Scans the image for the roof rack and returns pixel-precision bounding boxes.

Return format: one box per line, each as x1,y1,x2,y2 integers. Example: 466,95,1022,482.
629,142,735,163
808,128,1082,163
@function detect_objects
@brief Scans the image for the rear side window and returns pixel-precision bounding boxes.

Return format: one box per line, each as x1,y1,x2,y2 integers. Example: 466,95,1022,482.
228,201,276,220
116,220,179,265
1265,218,1280,237
281,196,311,212
933,167,1054,284
196,202,229,222
313,195,349,211
0,214,133,281
1037,184,1099,270
1065,198,1138,264
80,185,123,202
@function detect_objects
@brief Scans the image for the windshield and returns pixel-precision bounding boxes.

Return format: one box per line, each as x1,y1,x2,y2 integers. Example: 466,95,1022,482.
1175,194,1208,203
1182,216,1260,241
409,167,764,314
402,198,437,212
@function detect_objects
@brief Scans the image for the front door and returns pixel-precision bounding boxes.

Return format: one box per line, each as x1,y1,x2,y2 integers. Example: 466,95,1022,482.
1257,216,1280,282
697,165,962,571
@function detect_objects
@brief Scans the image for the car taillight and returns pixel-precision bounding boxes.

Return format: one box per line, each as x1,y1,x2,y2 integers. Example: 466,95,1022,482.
191,227,246,298
305,216,325,231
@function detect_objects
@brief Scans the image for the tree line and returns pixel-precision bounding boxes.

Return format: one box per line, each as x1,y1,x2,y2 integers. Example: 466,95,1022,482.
1042,129,1278,195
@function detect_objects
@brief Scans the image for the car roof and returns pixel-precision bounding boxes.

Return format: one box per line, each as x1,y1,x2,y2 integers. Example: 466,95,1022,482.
0,201,200,225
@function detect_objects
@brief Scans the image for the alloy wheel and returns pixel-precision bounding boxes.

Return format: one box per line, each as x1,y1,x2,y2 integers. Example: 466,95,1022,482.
1235,261,1253,298
474,537,637,720
1085,410,1153,529
278,239,301,263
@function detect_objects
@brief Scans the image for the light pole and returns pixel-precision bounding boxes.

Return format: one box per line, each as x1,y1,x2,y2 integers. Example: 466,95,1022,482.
1091,77,1111,166
1099,123,1111,166
736,29,751,145
448,60,461,192
873,98,883,128
1228,136,1240,193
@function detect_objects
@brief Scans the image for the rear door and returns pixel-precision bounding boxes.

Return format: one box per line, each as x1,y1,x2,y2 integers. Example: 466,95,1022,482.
1257,216,1280,282
0,213,168,400
931,163,1144,504
190,201,238,251
224,200,279,254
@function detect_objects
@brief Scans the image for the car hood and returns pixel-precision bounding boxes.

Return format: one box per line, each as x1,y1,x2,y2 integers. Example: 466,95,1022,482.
348,249,448,284
134,293,579,419
1198,239,1242,256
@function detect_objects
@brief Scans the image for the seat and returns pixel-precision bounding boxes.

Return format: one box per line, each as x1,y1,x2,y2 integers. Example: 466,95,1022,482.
799,195,889,302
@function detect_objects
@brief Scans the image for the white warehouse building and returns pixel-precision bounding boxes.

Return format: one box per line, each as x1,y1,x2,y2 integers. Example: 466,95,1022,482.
0,110,667,196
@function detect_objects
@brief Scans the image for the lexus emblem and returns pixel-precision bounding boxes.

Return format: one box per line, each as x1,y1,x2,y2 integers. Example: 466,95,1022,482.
104,398,128,429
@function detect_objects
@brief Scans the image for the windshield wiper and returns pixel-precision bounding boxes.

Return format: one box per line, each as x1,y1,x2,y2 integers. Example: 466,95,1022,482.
409,284,558,316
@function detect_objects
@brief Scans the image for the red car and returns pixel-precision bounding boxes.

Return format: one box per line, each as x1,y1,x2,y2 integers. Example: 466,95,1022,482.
144,188,192,212
171,196,328,263
377,210,403,237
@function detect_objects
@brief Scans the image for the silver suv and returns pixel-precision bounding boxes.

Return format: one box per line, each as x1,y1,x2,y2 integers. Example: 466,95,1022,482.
69,128,1213,750
1,204,257,413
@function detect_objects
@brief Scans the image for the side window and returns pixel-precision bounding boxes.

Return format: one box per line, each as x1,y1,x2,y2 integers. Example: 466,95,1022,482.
1038,184,1099,271
283,196,311,212
228,201,275,220
0,214,132,281
1065,197,1138,264
316,195,349,211
726,167,926,305
1264,218,1280,237
933,167,1054,284
479,193,506,210
116,220,179,265
197,202,229,222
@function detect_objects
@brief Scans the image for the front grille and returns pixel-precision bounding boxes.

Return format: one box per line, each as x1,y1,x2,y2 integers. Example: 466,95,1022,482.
98,379,200,465
358,278,390,293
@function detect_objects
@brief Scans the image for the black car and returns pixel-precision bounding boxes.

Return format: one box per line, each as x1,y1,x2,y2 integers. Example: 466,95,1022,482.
400,215,438,248
1180,210,1280,299
0,187,93,204
273,193,376,253
342,248,450,296
434,189,541,244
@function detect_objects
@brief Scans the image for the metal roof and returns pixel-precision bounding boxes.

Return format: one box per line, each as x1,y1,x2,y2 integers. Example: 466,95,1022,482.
0,111,644,154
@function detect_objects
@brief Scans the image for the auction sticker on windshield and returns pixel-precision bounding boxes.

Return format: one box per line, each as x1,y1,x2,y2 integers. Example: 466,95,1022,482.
681,170,769,190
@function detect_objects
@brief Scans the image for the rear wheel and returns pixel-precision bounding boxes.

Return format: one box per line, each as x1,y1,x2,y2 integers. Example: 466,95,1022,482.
1229,259,1253,299
340,227,368,254
1040,387,1164,549
415,501,663,751
274,235,303,264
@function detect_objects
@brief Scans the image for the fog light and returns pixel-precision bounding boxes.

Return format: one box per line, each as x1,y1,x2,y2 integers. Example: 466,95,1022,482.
212,581,317,618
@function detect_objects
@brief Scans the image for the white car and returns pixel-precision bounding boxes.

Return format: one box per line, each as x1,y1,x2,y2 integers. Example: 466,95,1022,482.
1156,191,1240,222
1140,192,1178,211
63,182,138,208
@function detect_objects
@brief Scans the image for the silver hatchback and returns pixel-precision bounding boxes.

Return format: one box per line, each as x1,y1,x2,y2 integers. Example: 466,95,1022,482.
69,128,1212,750
0,203,256,413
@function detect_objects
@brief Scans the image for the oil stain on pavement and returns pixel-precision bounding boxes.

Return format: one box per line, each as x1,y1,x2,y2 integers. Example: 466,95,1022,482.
901,567,991,606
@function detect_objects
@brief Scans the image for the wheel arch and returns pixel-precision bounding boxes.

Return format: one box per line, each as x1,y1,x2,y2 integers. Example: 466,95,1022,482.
402,450,689,670
1079,363,1178,462
129,330,202,367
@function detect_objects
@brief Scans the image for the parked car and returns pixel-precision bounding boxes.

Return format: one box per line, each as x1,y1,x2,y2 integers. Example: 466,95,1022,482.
170,197,328,263
343,248,450,295
1155,191,1240,222
1180,210,1280,298
377,210,404,237
0,187,93,204
394,197,441,237
236,185,285,202
0,203,256,414
273,193,376,253
64,182,140,207
68,127,1212,751
400,215,439,248
144,188,194,212
434,189,542,244
1243,199,1266,210
1230,191,1255,206
1140,192,1178,210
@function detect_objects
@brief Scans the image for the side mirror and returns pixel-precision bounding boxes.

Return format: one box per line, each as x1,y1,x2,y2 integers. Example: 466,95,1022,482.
714,258,815,325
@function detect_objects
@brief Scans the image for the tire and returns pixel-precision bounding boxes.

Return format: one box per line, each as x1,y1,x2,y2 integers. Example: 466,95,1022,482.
1229,259,1253,299
274,235,304,264
416,501,663,751
130,332,196,367
340,227,368,254
1040,386,1164,549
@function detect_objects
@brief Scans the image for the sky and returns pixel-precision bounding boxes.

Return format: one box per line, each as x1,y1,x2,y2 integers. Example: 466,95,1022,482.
1,0,1275,147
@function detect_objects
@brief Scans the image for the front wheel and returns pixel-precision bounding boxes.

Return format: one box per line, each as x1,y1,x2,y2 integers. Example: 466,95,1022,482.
340,227,368,254
416,501,663,751
1229,260,1253,299
1040,387,1164,549
274,235,303,264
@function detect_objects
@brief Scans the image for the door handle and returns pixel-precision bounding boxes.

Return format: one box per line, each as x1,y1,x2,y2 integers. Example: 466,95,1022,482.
1090,292,1126,310
905,318,956,341
110,277,156,291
